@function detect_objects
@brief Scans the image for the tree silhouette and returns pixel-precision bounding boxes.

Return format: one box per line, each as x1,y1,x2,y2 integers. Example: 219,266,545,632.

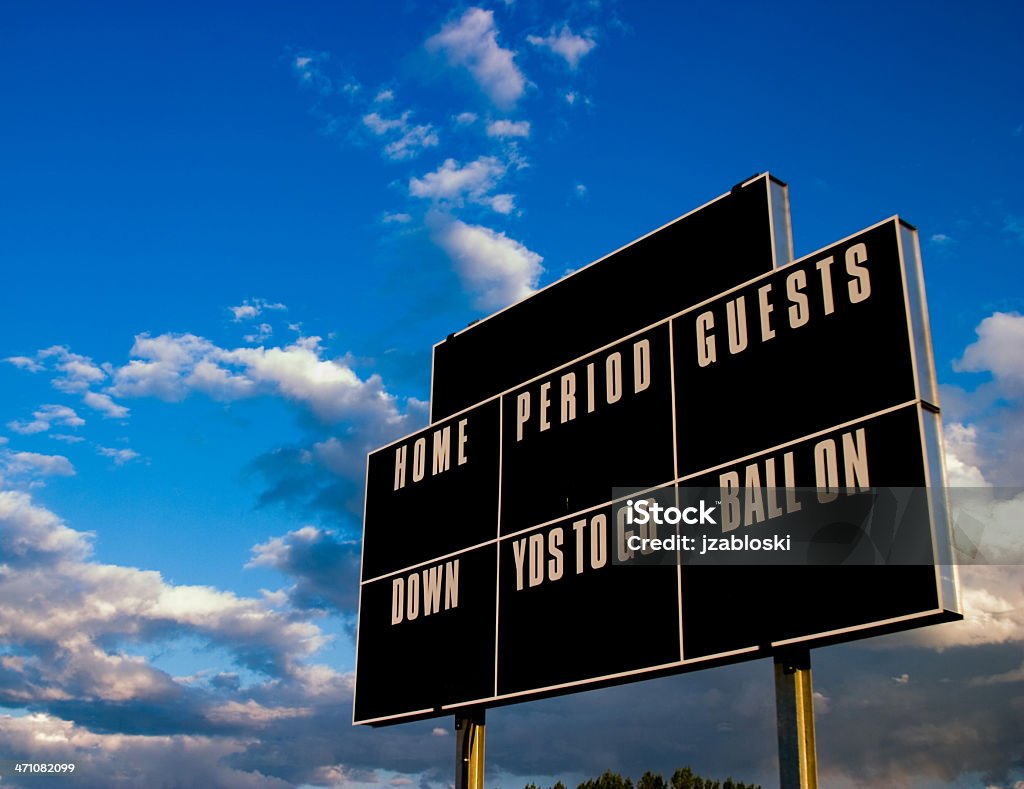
636,771,666,789
519,766,758,789
577,769,633,789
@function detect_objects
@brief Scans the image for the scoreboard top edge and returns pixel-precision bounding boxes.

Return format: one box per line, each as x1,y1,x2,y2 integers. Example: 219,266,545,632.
431,172,786,351
369,214,913,461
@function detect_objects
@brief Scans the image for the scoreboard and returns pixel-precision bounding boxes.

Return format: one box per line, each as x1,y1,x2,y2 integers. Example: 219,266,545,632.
353,177,960,726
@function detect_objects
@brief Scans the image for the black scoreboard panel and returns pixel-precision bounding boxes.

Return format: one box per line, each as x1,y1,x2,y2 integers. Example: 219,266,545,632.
499,323,676,534
354,215,960,725
354,544,497,723
677,403,944,660
496,501,681,696
362,399,501,579
430,174,791,420
673,220,923,475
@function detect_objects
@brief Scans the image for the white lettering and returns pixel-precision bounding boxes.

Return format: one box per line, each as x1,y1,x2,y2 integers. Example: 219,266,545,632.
431,427,450,475
606,352,623,404
516,392,530,442
815,438,839,503
845,243,871,304
697,311,716,367
560,373,577,423
758,284,776,341
816,256,835,316
726,296,748,354
391,578,404,625
787,269,809,328
457,419,469,465
633,339,651,393
393,445,407,491
411,437,426,483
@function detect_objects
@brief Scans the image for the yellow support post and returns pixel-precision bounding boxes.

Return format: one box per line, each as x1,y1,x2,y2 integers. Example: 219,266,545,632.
455,709,486,789
774,649,819,789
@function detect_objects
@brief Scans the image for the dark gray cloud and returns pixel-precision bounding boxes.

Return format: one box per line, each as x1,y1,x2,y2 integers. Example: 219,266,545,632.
248,526,362,613
246,443,365,527
810,641,1024,787
244,393,427,529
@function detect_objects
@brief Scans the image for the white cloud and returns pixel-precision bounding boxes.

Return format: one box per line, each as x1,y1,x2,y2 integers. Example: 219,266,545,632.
0,489,91,562
218,339,400,424
244,323,274,344
942,312,1024,486
362,111,439,160
455,111,478,125
431,216,543,309
50,434,85,444
362,111,408,135
110,333,411,428
565,91,577,105
409,156,510,212
229,298,286,323
930,233,952,244
384,124,439,160
205,700,313,727
410,156,505,199
0,714,292,788
112,333,219,401
96,446,140,465
527,24,597,69
431,727,448,737
955,312,1024,396
231,304,259,321
943,422,990,486
900,565,1024,649
84,391,130,419
488,193,516,214
426,8,526,107
373,88,394,103
486,119,530,138
8,404,84,435
0,490,330,701
4,355,43,372
4,451,75,478
37,345,107,393
188,360,256,399
247,527,319,571
381,212,412,224
291,51,334,95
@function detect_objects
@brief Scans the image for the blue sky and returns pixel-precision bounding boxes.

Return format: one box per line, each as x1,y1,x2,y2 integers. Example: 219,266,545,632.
1,1,1022,787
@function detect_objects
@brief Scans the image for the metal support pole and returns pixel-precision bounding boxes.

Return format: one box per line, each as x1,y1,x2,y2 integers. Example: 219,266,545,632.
455,709,486,789
774,649,818,789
